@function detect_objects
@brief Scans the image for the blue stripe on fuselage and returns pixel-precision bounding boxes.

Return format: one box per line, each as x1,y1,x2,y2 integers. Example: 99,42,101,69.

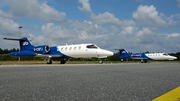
131,53,152,60
48,46,72,58
142,54,152,60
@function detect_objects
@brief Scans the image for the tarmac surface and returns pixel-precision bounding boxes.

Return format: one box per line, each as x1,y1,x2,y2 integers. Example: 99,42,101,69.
0,63,180,101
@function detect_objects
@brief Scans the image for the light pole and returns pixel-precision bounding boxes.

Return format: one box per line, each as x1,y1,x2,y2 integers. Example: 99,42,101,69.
18,26,22,63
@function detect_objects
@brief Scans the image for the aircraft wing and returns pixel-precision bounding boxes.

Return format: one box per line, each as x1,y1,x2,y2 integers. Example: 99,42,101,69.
36,54,63,58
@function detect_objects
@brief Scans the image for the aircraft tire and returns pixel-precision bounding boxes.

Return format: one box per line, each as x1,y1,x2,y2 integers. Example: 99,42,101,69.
61,60,66,64
99,60,103,64
47,60,52,64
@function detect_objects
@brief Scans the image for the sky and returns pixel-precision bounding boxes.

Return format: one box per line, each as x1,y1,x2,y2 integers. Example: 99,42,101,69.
0,0,180,53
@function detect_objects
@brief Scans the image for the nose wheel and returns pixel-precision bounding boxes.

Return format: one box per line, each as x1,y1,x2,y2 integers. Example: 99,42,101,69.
99,59,103,64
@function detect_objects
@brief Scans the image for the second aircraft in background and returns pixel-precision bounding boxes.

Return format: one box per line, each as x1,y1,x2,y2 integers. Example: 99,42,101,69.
117,49,177,63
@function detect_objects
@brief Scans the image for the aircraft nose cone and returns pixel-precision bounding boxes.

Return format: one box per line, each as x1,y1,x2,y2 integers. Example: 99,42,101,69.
97,49,114,57
109,51,114,56
169,56,177,60
174,57,177,59
105,50,114,56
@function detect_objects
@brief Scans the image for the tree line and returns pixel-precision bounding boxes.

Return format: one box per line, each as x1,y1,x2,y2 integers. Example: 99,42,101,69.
0,48,179,61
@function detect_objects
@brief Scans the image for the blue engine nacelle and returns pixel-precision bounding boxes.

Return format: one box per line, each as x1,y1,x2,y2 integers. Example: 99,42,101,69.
8,51,37,57
33,45,50,54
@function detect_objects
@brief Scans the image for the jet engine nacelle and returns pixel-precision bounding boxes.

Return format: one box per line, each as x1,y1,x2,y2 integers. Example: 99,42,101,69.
8,51,37,57
33,45,50,54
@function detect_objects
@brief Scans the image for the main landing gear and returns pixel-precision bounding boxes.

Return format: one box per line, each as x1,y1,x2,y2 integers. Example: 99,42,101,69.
47,58,52,64
46,58,66,64
141,59,147,63
60,60,66,64
60,58,66,64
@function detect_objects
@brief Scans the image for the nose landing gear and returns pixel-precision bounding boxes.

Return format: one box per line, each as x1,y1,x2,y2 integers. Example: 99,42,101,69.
99,59,103,64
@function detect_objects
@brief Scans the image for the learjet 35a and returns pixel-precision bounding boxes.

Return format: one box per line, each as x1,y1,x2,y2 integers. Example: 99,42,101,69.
4,37,114,64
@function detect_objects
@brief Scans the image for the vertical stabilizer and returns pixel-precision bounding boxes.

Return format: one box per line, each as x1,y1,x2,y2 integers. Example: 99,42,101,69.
118,49,131,58
19,37,34,51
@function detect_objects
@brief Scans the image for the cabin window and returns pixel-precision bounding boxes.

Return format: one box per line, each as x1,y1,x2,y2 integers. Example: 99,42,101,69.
65,47,67,51
79,46,81,50
69,47,72,50
74,47,76,50
87,44,98,49
61,48,63,51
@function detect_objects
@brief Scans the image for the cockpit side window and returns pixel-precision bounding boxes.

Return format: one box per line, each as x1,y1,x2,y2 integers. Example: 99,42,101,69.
163,53,168,56
86,44,98,49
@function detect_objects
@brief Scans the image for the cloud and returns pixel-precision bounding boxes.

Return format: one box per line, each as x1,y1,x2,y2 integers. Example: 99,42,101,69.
0,9,12,18
167,33,180,37
78,0,92,13
0,17,34,38
167,13,180,26
78,0,135,26
29,22,110,46
168,20,180,26
177,0,180,7
0,0,66,22
92,12,135,26
0,17,19,36
120,26,137,35
133,5,167,28
110,26,120,33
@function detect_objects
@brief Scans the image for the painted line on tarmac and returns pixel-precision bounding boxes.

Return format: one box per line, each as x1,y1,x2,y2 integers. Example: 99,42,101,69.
152,86,180,101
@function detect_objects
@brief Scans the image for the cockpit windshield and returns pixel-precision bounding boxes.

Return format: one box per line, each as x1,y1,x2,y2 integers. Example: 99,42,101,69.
86,44,98,49
163,53,168,56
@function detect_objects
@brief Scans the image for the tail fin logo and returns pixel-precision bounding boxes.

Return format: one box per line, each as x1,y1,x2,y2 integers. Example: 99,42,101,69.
122,51,126,53
23,41,29,46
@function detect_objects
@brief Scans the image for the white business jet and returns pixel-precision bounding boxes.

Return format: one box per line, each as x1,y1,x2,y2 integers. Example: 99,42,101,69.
4,37,114,64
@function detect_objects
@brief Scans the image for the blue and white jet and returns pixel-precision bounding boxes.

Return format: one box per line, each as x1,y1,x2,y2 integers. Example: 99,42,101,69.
117,49,177,63
4,37,114,64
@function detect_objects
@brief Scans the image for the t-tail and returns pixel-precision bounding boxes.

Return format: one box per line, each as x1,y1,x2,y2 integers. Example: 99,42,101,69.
4,37,34,51
117,49,131,58
4,37,50,57
4,37,36,57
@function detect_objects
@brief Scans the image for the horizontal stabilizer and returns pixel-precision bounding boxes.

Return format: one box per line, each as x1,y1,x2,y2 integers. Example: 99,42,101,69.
4,38,26,41
8,51,37,57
